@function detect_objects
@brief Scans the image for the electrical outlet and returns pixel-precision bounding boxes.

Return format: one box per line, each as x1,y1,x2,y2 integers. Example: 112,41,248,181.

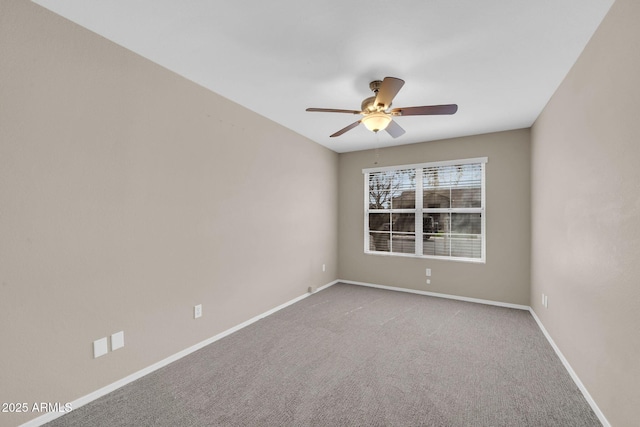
426,268,431,277
544,295,549,308
542,293,545,306
322,264,326,272
111,331,124,351
426,279,431,285
93,337,108,358
194,304,202,319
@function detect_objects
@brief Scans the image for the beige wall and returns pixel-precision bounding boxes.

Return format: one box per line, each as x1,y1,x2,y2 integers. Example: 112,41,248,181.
0,1,338,425
531,0,640,424
338,129,531,305
4,0,637,424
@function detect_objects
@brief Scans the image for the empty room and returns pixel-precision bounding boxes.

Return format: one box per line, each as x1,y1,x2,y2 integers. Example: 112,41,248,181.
1,0,638,426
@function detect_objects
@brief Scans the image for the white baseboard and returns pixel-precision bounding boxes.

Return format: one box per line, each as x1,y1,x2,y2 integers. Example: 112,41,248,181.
20,280,339,427
528,308,610,427
339,279,530,310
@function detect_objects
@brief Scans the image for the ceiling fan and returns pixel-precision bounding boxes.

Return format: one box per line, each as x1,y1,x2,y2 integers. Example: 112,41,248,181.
306,77,458,138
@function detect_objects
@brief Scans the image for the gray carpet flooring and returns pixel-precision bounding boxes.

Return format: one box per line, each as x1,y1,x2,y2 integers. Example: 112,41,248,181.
46,283,601,426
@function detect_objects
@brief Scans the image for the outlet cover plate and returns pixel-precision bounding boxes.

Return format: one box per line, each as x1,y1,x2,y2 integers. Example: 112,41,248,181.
93,337,108,358
111,331,124,351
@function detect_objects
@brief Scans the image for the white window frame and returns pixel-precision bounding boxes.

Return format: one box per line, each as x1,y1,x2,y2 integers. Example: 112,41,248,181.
363,157,487,263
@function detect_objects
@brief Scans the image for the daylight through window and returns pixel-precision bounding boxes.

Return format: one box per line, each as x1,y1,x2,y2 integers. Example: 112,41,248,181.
364,158,487,262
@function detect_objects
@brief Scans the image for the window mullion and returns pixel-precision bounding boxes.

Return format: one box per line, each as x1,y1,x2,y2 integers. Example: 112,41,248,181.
415,168,423,256
448,212,452,258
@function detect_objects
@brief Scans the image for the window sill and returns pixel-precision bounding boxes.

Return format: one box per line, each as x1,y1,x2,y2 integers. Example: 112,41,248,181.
364,250,486,264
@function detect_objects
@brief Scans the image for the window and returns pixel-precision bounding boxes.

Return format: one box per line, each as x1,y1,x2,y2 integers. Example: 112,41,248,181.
364,157,487,262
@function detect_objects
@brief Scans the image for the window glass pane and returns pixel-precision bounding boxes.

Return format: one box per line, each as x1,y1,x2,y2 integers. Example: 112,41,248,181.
369,213,390,231
423,164,482,209
391,233,415,254
424,188,451,209
422,213,449,257
369,212,390,252
422,214,436,240
422,233,449,257
369,172,391,209
393,189,415,209
369,232,390,252
450,213,482,259
391,170,416,209
451,163,482,208
424,213,446,235
392,213,415,233
423,167,450,209
451,212,482,236
390,213,415,254
422,212,482,259
369,170,415,209
451,186,481,208
449,236,481,259
423,167,442,189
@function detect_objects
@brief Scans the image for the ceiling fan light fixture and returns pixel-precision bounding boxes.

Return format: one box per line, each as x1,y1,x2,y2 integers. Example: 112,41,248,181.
362,112,391,133
306,77,457,138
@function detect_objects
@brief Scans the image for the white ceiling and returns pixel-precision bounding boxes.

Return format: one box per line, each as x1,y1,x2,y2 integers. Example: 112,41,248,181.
32,0,613,153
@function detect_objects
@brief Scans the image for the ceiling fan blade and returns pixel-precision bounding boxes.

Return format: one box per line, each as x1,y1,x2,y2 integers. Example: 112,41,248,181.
306,108,361,114
330,120,361,137
374,77,405,110
385,120,406,138
391,104,458,116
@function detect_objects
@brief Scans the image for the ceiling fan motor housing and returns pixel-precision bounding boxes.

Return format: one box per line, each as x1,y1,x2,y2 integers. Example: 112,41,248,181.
361,96,378,113
369,80,383,93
